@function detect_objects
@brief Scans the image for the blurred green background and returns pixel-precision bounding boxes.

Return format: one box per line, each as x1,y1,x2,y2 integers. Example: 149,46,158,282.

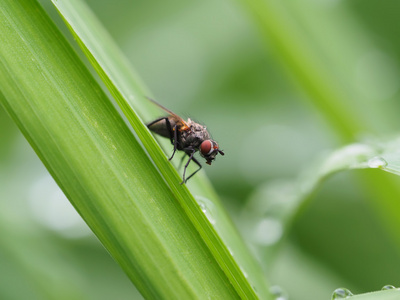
2,0,400,299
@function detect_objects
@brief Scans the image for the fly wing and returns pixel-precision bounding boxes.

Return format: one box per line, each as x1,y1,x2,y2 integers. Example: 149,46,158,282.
147,97,189,130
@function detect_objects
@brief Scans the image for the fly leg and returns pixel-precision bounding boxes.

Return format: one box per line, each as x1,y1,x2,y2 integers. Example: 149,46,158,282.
181,149,202,184
169,124,179,161
183,156,202,184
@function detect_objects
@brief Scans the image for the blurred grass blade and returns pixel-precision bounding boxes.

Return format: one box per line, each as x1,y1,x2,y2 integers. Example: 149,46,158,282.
0,1,246,299
236,0,364,142
51,0,271,298
237,0,400,260
341,288,400,300
242,137,400,259
0,218,87,300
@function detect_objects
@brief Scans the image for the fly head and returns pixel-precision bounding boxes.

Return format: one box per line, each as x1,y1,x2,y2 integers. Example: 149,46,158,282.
200,139,225,165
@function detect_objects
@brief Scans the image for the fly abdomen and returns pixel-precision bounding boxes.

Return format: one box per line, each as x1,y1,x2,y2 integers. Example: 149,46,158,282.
147,117,176,139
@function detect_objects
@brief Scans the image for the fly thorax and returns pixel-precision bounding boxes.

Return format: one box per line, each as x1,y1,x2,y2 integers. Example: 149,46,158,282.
180,121,210,150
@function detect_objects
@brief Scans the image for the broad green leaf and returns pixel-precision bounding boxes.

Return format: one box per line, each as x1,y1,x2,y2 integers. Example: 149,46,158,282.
0,1,243,299
51,0,271,299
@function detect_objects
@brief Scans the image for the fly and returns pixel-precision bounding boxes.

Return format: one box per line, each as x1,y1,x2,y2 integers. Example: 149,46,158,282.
147,98,224,184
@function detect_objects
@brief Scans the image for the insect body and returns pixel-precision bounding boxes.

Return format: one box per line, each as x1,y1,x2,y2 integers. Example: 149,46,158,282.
147,98,224,184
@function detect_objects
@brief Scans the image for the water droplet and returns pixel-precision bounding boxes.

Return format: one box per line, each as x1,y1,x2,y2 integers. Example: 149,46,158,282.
270,285,289,300
199,203,206,213
252,217,283,246
368,156,388,169
331,288,353,299
195,196,216,225
382,285,396,290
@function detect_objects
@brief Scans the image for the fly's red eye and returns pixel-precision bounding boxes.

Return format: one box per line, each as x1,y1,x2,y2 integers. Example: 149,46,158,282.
200,140,213,156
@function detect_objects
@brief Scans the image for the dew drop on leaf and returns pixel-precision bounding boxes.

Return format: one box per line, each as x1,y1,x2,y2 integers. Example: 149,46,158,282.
382,285,396,290
368,156,388,168
196,196,216,225
270,285,289,300
331,288,353,299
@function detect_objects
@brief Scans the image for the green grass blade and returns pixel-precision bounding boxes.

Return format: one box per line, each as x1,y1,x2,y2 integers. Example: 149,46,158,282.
235,0,365,142
237,0,400,262
0,1,243,298
343,288,400,300
50,0,271,298
243,137,400,261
